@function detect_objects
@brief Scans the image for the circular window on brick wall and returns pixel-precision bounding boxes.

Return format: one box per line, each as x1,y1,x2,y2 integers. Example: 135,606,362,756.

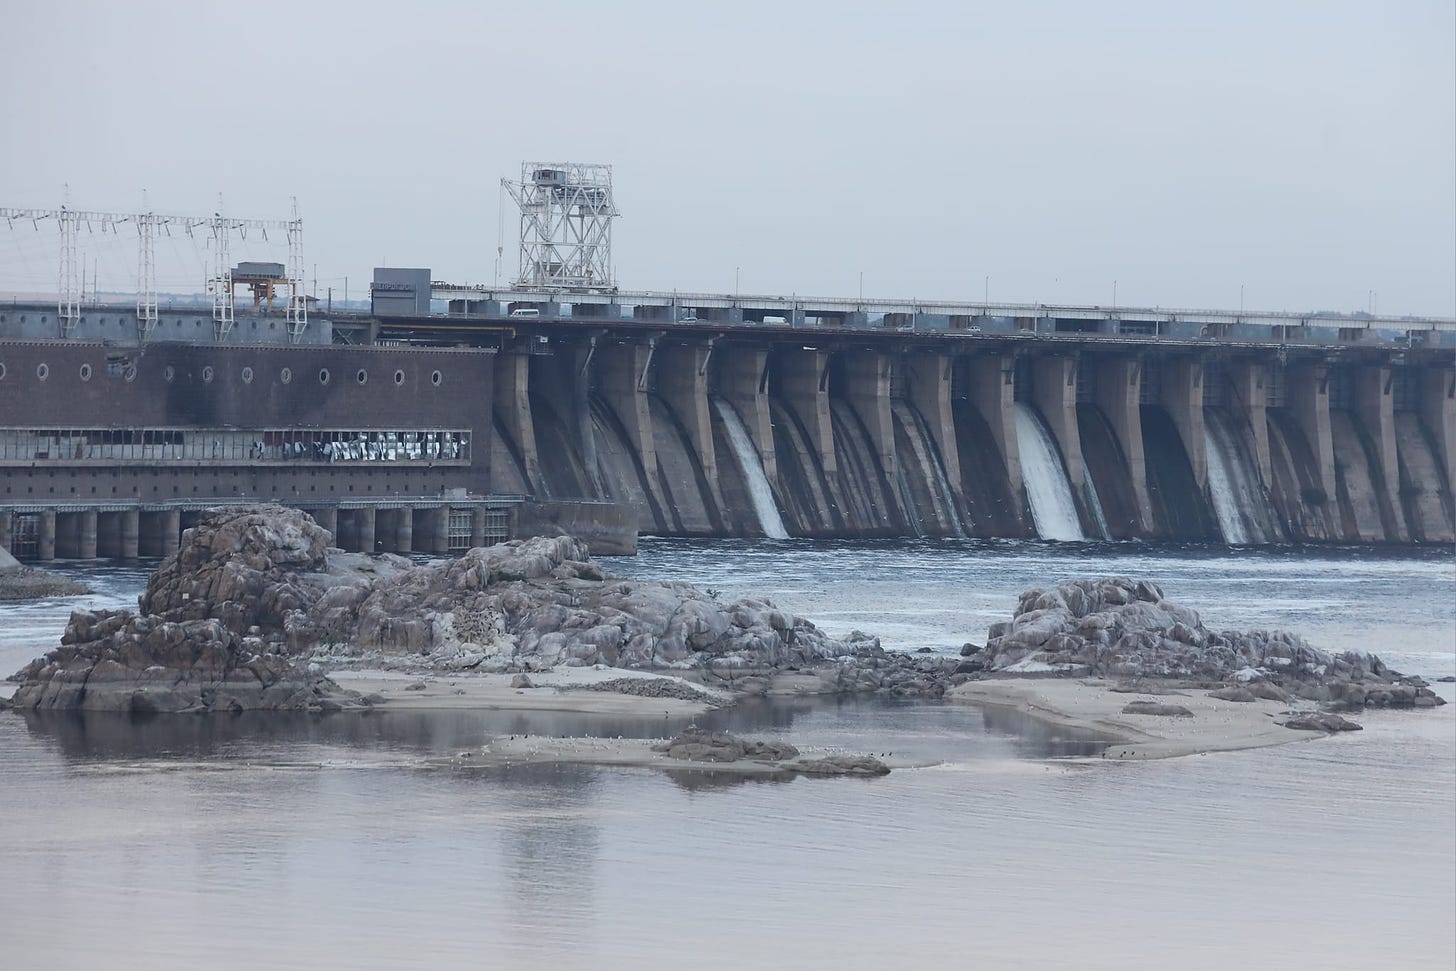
281,366,293,384
79,363,92,381
36,363,49,381
202,365,215,383
242,366,254,384
319,368,331,385
431,370,443,387
356,368,368,385
394,369,405,386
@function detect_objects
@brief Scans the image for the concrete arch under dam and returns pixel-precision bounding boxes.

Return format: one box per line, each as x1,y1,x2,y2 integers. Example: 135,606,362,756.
488,332,1456,546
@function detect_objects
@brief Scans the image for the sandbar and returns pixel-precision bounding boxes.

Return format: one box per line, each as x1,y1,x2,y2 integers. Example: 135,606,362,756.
332,667,729,717
948,677,1324,760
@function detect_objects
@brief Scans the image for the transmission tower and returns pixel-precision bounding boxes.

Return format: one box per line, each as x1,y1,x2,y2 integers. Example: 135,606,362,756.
136,211,162,340
57,206,81,337
501,162,619,292
207,201,236,341
286,198,307,340
2,195,304,342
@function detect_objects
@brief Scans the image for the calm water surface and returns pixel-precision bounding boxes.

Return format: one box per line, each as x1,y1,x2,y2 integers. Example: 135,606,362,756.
1,539,1452,970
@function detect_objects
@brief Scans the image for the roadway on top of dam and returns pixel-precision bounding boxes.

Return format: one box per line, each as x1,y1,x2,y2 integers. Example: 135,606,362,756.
426,283,1456,332
352,307,1455,360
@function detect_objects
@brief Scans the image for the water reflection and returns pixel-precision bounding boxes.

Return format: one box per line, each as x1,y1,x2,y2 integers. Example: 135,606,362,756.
13,692,1110,772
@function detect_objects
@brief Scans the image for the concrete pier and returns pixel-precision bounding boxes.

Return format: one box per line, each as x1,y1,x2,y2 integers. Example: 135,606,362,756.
1031,354,1087,520
1286,360,1339,530
778,347,836,473
968,353,1022,513
495,353,542,493
1225,359,1274,488
905,351,964,507
715,346,777,481
658,342,728,519
38,511,56,561
1092,356,1153,535
1356,364,1408,542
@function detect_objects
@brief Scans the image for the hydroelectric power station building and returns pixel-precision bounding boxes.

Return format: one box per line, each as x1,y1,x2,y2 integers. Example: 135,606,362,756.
2,167,1453,560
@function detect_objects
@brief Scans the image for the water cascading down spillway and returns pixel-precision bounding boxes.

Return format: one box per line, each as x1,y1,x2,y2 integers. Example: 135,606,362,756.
1204,408,1273,545
1013,402,1086,541
711,398,790,539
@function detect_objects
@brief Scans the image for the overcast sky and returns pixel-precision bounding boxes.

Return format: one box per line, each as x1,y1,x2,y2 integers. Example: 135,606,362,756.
2,0,1453,316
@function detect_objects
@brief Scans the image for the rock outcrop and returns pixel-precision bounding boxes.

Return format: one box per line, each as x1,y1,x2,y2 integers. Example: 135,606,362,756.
6,505,890,712
975,577,1444,711
6,507,363,714
651,728,888,776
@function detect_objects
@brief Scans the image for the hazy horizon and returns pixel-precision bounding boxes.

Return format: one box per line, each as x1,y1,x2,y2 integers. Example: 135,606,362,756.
2,0,1453,317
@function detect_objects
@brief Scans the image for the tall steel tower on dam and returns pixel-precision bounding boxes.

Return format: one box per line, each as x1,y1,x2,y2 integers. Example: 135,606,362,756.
500,163,620,293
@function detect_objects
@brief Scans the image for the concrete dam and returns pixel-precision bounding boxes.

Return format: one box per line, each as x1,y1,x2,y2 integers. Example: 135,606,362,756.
1,305,1452,556
481,321,1456,545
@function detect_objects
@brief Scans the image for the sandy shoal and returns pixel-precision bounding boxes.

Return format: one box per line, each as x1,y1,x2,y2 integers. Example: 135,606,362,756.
330,667,727,716
947,677,1320,760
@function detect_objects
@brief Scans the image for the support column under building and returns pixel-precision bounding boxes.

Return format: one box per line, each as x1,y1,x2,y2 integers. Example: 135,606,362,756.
357,507,377,553
120,509,140,558
38,510,56,562
159,510,181,557
419,507,449,554
471,508,487,548
843,351,906,522
391,508,414,554
0,510,14,554
77,510,98,560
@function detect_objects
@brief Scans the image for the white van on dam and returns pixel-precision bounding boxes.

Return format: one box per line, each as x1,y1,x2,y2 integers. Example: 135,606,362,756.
509,308,541,318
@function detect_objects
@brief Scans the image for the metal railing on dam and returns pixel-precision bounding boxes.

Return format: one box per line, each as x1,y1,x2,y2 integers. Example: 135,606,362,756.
425,282,1456,340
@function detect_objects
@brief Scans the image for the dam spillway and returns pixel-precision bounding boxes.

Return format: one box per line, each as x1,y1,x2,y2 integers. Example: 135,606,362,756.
1,297,1454,557
479,315,1454,546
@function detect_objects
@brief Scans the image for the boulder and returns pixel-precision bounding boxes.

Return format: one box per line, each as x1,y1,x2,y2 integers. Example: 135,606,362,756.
1283,712,1362,733
1121,700,1194,718
653,727,798,762
791,754,891,776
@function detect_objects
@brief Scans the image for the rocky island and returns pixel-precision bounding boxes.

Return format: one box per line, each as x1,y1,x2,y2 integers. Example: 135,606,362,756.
4,504,1444,763
3,504,907,715
947,575,1444,758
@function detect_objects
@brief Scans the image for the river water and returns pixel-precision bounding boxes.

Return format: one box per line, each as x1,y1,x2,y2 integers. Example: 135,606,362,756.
1,540,1452,970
